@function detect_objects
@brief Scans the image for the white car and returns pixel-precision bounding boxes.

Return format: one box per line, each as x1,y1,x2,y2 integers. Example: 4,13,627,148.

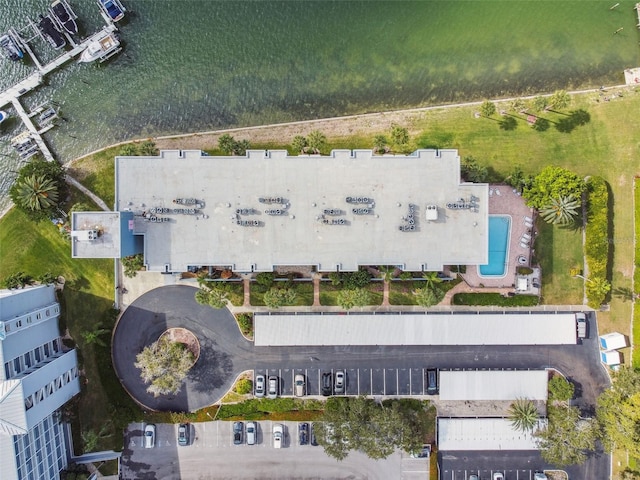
534,473,548,480
294,374,306,397
273,423,284,448
254,374,265,397
493,473,504,480
268,376,279,399
144,424,156,448
246,421,257,446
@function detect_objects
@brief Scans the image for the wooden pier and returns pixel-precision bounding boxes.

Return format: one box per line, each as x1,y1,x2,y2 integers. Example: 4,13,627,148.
0,21,118,162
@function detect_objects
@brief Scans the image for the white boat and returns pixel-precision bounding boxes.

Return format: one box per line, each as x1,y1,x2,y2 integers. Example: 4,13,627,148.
79,31,121,63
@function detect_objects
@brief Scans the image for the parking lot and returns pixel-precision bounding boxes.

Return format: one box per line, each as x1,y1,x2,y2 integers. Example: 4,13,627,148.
256,367,436,397
121,421,429,480
438,450,558,480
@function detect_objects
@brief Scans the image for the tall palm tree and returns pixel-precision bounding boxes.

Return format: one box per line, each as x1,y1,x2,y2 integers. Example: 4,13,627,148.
480,100,496,117
540,194,580,225
15,174,59,211
508,398,539,432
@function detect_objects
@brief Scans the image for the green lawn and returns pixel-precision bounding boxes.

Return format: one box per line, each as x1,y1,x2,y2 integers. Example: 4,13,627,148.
634,181,640,368
0,203,140,452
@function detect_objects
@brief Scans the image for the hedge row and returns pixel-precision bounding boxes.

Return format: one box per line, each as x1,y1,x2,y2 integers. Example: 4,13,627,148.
217,398,324,420
584,177,610,308
452,293,539,306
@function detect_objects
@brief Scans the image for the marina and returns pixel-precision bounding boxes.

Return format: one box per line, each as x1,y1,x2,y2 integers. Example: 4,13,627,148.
0,1,124,163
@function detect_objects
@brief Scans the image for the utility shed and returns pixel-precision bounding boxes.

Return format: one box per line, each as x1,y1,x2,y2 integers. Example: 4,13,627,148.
254,312,578,346
438,418,546,451
599,332,627,350
439,370,548,401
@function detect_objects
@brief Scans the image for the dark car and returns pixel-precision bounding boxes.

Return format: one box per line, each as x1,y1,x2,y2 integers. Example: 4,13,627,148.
177,423,189,446
298,422,309,445
233,421,243,445
310,424,318,446
426,368,438,395
321,372,333,396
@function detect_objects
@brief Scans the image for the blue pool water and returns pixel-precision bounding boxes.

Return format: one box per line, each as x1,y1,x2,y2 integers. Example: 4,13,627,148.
479,216,511,277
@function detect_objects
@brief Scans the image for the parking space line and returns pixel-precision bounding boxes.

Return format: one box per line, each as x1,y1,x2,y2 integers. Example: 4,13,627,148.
409,369,412,394
396,369,399,394
422,368,425,395
384,370,388,396
370,369,373,395
357,369,360,395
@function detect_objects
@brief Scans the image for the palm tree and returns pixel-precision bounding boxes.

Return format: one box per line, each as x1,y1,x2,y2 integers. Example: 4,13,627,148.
378,266,395,283
540,194,581,225
307,130,327,154
82,327,109,347
510,97,526,113
508,398,539,432
548,90,571,111
14,174,59,211
532,96,548,112
422,271,444,291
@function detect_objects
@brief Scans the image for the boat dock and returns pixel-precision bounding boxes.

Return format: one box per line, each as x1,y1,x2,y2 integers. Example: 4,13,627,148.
635,3,640,28
0,9,120,163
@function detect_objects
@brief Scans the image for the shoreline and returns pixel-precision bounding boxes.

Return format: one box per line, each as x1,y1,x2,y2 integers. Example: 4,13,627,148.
1,83,630,221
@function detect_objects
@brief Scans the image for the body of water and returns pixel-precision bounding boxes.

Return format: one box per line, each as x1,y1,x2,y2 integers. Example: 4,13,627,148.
1,0,639,210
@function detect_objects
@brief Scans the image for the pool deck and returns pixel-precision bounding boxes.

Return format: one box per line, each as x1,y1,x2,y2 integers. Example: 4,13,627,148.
461,185,534,288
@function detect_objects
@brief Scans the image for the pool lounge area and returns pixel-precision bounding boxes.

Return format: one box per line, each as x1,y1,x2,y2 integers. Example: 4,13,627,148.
462,186,534,289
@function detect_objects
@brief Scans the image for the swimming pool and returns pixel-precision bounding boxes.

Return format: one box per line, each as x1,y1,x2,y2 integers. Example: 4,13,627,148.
479,215,511,277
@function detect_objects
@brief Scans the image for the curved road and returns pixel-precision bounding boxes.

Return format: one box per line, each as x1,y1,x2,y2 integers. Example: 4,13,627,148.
114,286,608,414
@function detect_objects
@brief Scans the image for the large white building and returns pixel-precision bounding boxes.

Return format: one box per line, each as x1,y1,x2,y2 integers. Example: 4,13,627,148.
0,285,80,480
72,149,489,273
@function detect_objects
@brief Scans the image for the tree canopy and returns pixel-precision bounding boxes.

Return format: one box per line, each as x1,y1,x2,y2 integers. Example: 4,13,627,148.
523,166,586,210
596,366,640,457
134,336,195,397
9,158,67,222
315,397,434,460
536,405,598,467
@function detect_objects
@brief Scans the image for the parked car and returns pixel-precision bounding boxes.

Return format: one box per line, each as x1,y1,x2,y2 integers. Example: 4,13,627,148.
532,278,540,288
273,423,284,448
294,374,306,397
298,422,309,445
576,312,588,339
321,372,333,396
310,424,317,446
255,374,265,397
493,473,504,480
334,370,345,394
246,421,256,445
267,376,279,399
426,368,438,395
469,475,479,480
233,421,243,445
144,424,155,448
177,423,189,446
534,472,548,480
410,444,431,458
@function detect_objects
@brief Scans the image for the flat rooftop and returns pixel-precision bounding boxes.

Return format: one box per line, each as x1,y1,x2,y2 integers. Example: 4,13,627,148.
439,370,548,401
71,211,121,258
438,418,545,450
115,149,488,273
254,312,578,346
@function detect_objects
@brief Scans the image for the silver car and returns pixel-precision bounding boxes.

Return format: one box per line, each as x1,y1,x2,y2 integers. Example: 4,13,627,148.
334,370,345,394
255,374,265,397
246,421,257,445
268,376,278,399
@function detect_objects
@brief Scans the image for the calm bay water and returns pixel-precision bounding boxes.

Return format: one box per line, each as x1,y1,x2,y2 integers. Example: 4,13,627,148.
0,0,639,210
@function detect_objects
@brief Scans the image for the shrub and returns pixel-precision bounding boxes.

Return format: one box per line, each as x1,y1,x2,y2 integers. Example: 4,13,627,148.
584,177,610,307
235,379,253,395
255,272,275,288
121,254,144,278
235,313,253,337
328,272,341,286
341,270,371,290
517,267,533,275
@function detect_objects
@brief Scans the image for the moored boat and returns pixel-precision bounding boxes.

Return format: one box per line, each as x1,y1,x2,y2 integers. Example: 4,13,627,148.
0,110,9,124
51,0,78,36
98,0,126,22
0,33,24,61
79,31,121,63
38,14,66,50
